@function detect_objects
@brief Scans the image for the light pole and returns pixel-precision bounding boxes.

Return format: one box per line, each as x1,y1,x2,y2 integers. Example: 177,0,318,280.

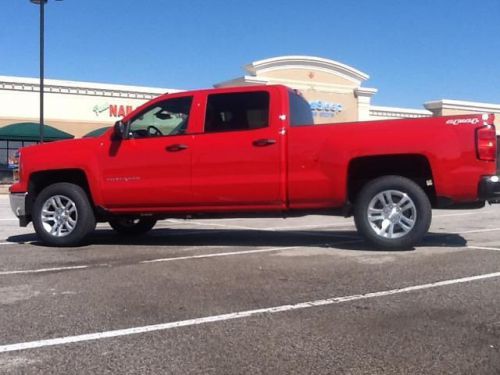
30,0,63,143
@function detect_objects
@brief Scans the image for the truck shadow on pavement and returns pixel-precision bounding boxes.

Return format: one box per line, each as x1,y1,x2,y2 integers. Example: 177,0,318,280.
7,228,467,252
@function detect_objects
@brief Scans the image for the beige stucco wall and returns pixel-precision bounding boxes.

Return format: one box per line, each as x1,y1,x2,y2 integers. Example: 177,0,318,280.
260,68,359,87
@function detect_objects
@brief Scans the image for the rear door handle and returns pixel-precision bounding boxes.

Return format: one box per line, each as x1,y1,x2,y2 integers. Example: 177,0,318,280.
166,144,188,152
253,138,276,147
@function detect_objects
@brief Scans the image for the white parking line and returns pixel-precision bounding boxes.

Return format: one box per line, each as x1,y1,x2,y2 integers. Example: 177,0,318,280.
1,271,498,354
0,241,32,246
140,243,358,264
433,212,487,218
451,228,500,235
166,219,256,231
0,241,359,276
0,265,90,276
165,219,354,232
165,212,494,232
293,231,359,240
151,229,227,236
265,222,354,230
468,246,500,252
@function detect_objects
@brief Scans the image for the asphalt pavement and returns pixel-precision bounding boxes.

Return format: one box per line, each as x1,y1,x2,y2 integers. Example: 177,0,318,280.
0,195,499,374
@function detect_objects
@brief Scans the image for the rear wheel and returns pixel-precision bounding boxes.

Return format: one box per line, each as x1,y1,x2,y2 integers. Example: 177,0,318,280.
354,176,432,250
32,183,96,247
109,217,157,235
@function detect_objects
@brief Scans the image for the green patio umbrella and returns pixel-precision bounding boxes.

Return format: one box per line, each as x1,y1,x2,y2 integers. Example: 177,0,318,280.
82,127,111,138
0,122,74,141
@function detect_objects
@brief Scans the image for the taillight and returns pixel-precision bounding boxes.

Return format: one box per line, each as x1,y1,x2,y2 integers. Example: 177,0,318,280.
476,125,497,161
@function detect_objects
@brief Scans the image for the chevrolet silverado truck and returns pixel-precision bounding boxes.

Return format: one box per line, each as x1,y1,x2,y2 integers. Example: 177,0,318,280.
9,85,500,249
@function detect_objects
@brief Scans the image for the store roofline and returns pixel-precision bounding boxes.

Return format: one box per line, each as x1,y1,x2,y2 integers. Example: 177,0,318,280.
0,75,181,95
424,99,500,112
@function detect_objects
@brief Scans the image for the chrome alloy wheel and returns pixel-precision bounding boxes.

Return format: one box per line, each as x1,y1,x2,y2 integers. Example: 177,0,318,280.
40,195,78,237
367,190,417,239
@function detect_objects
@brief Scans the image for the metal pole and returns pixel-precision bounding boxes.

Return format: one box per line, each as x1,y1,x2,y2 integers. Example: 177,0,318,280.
39,0,45,143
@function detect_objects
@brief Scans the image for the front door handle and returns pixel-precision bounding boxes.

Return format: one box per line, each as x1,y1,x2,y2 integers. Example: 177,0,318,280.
166,144,188,152
253,138,276,147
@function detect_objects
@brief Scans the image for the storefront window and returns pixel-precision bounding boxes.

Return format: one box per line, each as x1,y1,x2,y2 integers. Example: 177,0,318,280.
0,140,38,183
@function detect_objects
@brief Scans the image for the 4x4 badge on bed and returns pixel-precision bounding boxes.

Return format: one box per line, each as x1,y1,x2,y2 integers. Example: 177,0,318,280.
446,118,480,126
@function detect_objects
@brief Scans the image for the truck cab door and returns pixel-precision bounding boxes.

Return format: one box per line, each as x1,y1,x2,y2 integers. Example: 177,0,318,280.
191,89,284,208
99,95,195,209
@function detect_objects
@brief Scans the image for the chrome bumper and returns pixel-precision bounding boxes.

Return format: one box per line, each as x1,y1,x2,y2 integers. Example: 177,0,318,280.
9,192,27,217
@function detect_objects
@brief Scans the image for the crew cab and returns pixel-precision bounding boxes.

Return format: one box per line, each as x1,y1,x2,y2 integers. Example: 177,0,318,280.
9,85,500,249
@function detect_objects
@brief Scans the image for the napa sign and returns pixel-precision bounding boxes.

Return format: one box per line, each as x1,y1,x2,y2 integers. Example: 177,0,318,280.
92,103,138,118
309,100,343,118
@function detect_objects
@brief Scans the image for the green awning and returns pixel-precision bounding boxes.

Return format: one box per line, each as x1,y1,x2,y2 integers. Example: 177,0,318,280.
0,122,74,141
83,127,111,138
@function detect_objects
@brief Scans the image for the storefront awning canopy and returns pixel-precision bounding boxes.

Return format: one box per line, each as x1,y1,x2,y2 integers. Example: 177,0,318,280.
83,127,111,138
0,122,74,141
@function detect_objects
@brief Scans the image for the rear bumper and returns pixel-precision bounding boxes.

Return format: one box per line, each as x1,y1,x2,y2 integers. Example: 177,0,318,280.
479,175,500,203
9,192,29,226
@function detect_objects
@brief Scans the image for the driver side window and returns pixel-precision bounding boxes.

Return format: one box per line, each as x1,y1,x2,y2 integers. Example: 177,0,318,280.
129,96,193,138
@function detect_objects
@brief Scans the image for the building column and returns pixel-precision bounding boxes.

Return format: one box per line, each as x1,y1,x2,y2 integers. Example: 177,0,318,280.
355,87,378,121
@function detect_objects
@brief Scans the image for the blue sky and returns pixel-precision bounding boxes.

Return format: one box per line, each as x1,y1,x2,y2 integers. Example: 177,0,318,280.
1,0,499,108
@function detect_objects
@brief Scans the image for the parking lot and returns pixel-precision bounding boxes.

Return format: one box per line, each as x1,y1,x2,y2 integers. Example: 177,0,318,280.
0,195,499,374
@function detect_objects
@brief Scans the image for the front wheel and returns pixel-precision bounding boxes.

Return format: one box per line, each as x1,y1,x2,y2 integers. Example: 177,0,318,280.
109,217,157,235
354,176,432,250
32,183,96,247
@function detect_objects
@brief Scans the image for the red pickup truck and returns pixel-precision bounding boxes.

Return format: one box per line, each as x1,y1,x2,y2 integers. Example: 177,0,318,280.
9,85,500,249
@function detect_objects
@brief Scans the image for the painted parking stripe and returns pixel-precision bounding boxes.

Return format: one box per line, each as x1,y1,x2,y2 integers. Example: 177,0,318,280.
0,241,34,246
0,242,357,275
433,212,493,218
0,265,90,276
468,245,500,252
1,271,499,354
166,219,257,231
139,244,352,264
452,228,500,234
2,240,496,276
166,219,355,232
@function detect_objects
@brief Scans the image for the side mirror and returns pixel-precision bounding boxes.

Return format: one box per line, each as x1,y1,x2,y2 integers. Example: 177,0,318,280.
113,120,129,140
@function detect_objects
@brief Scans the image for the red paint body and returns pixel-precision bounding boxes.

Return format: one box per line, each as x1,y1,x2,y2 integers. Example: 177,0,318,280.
10,85,497,216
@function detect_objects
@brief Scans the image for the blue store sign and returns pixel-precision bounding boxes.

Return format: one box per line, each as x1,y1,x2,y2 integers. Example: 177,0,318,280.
309,101,343,118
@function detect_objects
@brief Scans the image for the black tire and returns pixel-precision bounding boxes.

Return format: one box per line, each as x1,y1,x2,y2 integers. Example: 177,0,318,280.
353,175,432,250
109,217,157,235
32,182,96,247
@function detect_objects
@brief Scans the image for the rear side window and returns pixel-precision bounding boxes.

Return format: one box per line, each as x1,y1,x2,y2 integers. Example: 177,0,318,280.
289,91,314,126
204,92,269,133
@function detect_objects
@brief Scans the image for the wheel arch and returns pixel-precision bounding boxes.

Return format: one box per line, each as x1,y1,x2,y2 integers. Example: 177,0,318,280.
347,154,436,206
27,169,95,217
